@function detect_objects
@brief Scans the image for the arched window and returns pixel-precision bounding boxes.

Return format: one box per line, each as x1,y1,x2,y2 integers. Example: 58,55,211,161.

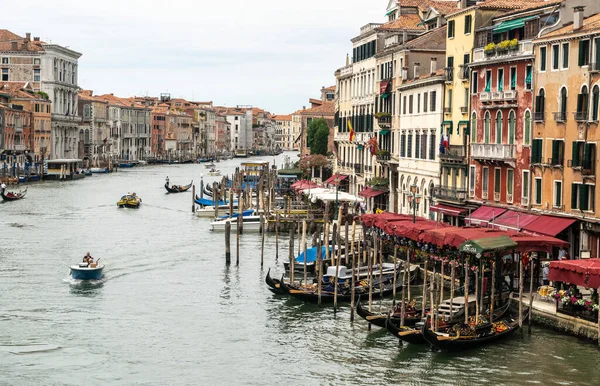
524,110,531,145
484,111,491,144
471,112,477,143
577,85,589,120
593,86,600,121
535,89,545,121
508,111,516,145
495,111,503,144
560,87,567,121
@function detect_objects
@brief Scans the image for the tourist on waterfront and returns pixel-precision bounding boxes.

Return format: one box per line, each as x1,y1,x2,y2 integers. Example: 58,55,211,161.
542,262,550,286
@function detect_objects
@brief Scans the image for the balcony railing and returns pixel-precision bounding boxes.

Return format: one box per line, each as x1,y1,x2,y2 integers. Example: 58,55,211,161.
458,65,470,80
569,159,596,175
504,90,517,101
13,144,25,151
444,67,454,82
471,143,516,162
480,92,491,102
491,91,504,101
444,107,452,113
533,112,544,122
574,111,588,122
547,157,564,166
553,112,567,122
494,192,500,202
433,186,467,202
14,126,23,133
460,106,468,114
473,40,534,62
439,145,466,162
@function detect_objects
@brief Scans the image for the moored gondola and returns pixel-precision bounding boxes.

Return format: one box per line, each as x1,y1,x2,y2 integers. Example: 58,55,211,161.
265,268,286,294
421,304,527,351
165,181,193,193
356,297,423,329
1,186,27,201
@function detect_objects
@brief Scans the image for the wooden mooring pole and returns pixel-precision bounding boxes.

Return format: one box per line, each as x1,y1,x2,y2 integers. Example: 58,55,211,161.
225,221,231,265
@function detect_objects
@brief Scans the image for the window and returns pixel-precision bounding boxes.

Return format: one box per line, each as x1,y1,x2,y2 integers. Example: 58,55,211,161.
469,165,476,193
34,68,40,82
572,141,584,167
525,65,532,90
494,168,501,194
472,71,478,93
409,95,413,114
510,67,517,90
471,112,477,143
579,40,590,66
485,70,491,92
535,178,542,205
507,169,514,198
482,167,489,196
593,85,600,121
540,47,547,71
524,111,531,145
535,89,545,119
430,91,436,111
576,86,589,119
571,184,594,211
562,43,569,68
407,132,413,158
552,44,560,70
1,57,7,64
551,140,564,165
495,111,502,144
447,56,454,70
508,111,515,145
532,138,543,163
554,181,562,208
448,20,455,38
429,132,436,160
421,133,427,159
400,132,406,157
465,15,472,34
417,94,421,113
403,95,407,115
34,58,40,65
559,87,567,121
415,133,421,159
484,111,491,143
522,170,530,201
1,68,8,81
423,92,428,113
497,68,504,91
447,89,452,111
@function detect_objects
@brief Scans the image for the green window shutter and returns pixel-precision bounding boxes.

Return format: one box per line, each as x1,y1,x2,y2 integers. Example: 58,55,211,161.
536,179,542,204
572,141,578,165
577,94,584,113
580,184,588,210
579,40,585,66
532,139,539,163
552,140,558,163
511,69,516,89
572,184,578,209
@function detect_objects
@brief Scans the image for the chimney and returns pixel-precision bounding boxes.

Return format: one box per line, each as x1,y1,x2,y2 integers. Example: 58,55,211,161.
414,63,420,79
303,106,306,110
25,33,31,42
11,41,18,51
33,37,40,42
458,0,467,9
402,31,408,44
346,54,350,66
430,58,437,74
402,67,408,80
573,6,585,31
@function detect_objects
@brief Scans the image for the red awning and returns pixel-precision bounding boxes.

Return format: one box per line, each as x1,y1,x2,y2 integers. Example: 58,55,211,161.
291,180,319,191
324,174,348,185
465,206,507,227
430,204,467,216
490,210,539,231
548,258,600,288
359,187,387,198
361,213,427,228
384,220,449,240
521,215,576,237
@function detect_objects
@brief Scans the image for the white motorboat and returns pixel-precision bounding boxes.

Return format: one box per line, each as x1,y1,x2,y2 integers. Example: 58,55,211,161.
204,162,216,169
210,215,262,232
208,168,221,176
195,204,238,218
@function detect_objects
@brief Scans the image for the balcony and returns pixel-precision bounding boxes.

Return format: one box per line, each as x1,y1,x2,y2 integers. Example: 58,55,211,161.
340,64,353,78
491,91,504,101
376,115,391,128
433,186,467,203
385,34,399,48
569,159,596,176
480,92,491,102
547,157,564,167
553,112,567,123
13,144,25,151
473,40,534,62
471,143,516,166
444,67,454,83
460,106,468,114
534,112,544,122
444,107,452,113
590,62,600,73
376,152,391,162
504,90,517,101
14,125,23,133
439,144,466,163
458,65,470,81
494,192,500,202
574,111,588,122
335,131,350,142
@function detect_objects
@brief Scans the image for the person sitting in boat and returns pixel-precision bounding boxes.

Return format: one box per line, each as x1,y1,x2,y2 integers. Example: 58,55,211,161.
83,252,92,265
165,176,170,186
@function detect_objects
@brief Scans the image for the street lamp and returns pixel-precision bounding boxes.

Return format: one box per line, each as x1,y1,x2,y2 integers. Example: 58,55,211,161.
407,184,421,224
334,174,340,219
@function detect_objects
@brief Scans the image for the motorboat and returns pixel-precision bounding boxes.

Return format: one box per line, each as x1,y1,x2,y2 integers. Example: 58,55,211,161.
210,211,262,231
196,203,240,218
208,168,221,176
70,261,104,281
117,193,142,208
90,167,109,173
204,162,216,169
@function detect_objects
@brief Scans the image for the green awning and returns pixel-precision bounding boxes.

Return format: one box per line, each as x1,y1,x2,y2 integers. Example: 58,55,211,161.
457,120,469,135
460,236,518,255
441,120,453,135
357,145,364,150
492,16,536,34
379,129,390,135
385,9,396,16
381,93,389,99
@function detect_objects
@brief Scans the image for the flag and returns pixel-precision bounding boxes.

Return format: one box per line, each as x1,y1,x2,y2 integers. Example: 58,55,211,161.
439,135,446,154
293,130,302,144
347,119,355,142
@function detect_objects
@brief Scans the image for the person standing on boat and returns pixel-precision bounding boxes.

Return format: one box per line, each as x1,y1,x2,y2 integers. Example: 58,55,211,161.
0,182,5,192
165,176,170,187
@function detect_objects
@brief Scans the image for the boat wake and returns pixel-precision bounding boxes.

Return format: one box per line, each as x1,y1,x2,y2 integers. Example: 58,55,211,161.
63,277,106,287
0,343,62,355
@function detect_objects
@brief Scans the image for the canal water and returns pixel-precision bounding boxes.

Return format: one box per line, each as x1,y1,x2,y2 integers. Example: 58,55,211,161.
0,152,598,385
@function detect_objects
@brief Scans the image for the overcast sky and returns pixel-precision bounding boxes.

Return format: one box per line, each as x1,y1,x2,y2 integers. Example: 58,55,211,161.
4,0,386,114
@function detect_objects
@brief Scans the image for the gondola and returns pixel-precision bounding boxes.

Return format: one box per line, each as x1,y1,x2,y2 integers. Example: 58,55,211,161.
278,272,402,304
1,186,27,201
203,186,213,197
265,268,287,294
356,297,423,329
165,181,193,193
421,303,526,351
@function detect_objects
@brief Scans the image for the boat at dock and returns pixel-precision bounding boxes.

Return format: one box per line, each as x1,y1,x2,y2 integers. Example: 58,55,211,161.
356,296,424,329
90,167,109,173
209,211,261,231
117,193,142,208
70,262,104,281
119,162,135,168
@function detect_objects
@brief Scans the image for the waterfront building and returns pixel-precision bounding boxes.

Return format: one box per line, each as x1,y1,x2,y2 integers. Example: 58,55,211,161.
214,113,230,152
78,90,109,164
150,105,167,158
216,107,253,151
532,6,600,258
0,86,32,167
273,115,293,150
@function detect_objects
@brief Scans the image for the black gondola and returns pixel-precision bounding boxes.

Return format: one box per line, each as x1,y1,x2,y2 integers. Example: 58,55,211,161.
1,186,27,201
165,181,193,193
265,268,286,294
356,297,423,328
421,304,527,351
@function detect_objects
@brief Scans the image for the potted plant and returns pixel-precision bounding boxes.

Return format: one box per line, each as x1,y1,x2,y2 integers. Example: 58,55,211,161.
376,149,390,161
497,40,510,53
367,176,389,190
374,112,392,120
484,42,496,56
508,38,519,51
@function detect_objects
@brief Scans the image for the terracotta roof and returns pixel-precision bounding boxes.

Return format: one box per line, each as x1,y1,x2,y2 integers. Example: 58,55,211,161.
95,94,149,109
427,1,461,16
0,82,48,101
478,0,548,10
403,25,446,50
376,13,425,32
322,85,336,91
79,90,108,103
299,101,335,116
272,114,292,121
497,0,562,18
399,68,446,86
309,98,323,107
540,12,600,39
0,29,22,42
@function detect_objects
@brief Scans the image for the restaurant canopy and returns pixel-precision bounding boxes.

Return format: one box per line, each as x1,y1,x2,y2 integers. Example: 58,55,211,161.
548,258,600,288
384,219,448,240
291,180,319,191
362,213,428,229
359,187,387,198
429,203,467,216
324,173,348,186
460,236,518,255
521,215,576,237
465,205,507,227
490,210,539,231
